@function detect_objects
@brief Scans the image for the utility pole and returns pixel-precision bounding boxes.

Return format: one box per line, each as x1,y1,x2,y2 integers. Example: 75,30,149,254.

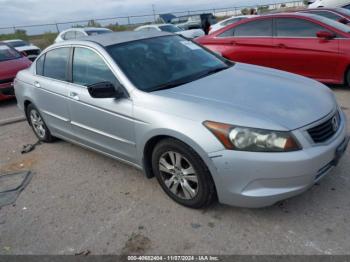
152,4,156,23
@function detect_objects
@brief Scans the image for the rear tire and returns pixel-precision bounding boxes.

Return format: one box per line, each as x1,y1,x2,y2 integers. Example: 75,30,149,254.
152,138,216,209
346,68,350,87
26,104,55,142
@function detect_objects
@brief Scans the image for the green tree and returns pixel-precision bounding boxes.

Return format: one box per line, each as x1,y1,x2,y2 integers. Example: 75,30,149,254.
241,8,249,15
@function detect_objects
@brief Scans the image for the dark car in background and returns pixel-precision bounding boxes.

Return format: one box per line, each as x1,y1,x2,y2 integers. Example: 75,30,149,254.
0,42,31,101
195,13,350,86
299,8,350,24
3,39,41,61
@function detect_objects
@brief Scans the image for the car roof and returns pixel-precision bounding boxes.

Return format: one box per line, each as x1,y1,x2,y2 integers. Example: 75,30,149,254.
56,30,173,47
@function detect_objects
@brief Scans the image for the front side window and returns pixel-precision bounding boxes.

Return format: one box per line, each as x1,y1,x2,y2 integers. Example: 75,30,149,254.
75,31,86,38
0,44,21,62
306,11,341,20
219,19,272,37
275,18,326,37
107,35,231,92
72,47,117,86
43,48,70,81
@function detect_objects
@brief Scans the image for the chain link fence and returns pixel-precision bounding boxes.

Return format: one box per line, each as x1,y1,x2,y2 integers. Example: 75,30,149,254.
0,0,305,36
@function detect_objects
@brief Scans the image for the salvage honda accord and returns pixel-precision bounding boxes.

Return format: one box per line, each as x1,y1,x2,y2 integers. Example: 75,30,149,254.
14,31,348,208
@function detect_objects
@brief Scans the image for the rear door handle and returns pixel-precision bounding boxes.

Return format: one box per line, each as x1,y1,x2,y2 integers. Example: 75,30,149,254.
277,43,286,48
34,81,40,88
69,92,80,101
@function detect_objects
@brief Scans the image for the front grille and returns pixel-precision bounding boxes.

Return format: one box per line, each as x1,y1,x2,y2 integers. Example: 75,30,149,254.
0,77,14,84
24,49,40,56
308,111,340,143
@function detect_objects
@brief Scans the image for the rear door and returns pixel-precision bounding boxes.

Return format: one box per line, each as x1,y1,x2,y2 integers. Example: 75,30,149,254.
271,17,339,82
67,46,137,163
209,18,274,68
33,47,73,137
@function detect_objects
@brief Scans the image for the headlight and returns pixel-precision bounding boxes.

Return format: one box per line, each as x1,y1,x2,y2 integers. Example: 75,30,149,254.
203,121,301,152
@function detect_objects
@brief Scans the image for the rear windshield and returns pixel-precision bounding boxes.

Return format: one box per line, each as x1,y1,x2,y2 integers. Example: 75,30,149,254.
6,40,29,48
0,44,21,62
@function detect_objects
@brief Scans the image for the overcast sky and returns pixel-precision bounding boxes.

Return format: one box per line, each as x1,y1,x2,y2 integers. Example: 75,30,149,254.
0,0,296,27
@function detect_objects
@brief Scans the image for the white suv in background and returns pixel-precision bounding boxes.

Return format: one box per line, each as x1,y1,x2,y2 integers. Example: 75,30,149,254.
309,0,350,8
54,27,112,43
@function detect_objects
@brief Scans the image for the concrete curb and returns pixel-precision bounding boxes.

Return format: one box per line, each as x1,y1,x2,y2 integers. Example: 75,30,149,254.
0,116,26,126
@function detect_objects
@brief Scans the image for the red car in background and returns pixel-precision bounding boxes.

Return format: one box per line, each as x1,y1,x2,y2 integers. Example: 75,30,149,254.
195,13,350,85
0,42,31,101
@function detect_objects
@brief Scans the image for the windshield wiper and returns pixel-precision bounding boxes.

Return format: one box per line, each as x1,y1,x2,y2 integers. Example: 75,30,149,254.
150,66,229,92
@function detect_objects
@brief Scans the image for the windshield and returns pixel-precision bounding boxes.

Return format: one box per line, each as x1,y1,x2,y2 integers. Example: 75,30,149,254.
86,29,111,36
159,25,182,33
107,35,231,92
6,40,29,47
301,13,350,33
0,44,21,62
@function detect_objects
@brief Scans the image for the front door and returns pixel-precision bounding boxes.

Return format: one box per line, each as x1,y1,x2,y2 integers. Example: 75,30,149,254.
67,47,137,163
271,17,340,82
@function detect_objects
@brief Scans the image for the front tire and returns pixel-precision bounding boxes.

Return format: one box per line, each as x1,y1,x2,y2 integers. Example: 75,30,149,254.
27,104,55,142
152,138,216,208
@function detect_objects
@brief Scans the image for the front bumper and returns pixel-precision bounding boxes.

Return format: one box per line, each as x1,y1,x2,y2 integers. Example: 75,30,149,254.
209,111,348,208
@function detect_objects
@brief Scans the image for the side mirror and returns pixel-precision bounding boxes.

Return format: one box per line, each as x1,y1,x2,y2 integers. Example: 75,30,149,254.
337,17,349,24
87,82,124,99
316,31,336,40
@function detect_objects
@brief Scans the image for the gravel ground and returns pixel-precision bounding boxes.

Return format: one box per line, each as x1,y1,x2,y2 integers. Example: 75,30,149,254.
0,87,349,255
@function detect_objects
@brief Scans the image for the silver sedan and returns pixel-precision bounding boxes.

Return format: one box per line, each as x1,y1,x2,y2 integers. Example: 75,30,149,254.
14,31,349,208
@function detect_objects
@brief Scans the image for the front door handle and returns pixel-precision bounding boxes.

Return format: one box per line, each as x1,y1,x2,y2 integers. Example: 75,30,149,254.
34,81,40,88
69,92,80,101
277,43,286,48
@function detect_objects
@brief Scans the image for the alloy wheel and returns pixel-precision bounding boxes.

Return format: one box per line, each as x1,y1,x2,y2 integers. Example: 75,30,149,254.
30,110,46,139
158,151,199,200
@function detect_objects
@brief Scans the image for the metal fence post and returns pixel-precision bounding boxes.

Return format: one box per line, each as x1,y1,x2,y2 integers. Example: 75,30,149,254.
127,16,130,25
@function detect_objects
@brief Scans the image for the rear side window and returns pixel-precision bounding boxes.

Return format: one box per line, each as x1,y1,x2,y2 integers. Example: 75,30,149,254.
36,54,45,75
43,48,70,81
219,19,272,37
275,18,326,37
72,47,118,86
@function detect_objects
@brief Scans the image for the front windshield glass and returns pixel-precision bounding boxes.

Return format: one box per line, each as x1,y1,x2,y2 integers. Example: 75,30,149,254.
7,40,29,47
0,44,21,62
107,35,232,92
159,25,182,33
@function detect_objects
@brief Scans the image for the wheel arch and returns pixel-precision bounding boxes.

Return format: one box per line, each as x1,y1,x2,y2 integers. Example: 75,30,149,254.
140,129,219,191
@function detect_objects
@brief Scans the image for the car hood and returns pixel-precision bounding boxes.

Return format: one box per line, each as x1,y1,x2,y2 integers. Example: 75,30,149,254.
152,63,336,131
0,57,32,79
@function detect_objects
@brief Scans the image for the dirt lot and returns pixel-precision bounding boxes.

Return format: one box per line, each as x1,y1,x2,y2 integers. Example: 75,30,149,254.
0,87,349,255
